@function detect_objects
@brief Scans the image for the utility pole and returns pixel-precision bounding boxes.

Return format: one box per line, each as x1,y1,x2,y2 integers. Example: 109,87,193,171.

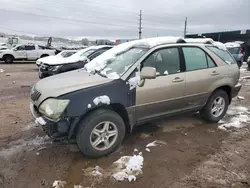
139,10,142,39
184,17,187,38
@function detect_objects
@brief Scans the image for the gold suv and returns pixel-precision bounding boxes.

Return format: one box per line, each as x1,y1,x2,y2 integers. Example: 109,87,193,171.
30,37,241,158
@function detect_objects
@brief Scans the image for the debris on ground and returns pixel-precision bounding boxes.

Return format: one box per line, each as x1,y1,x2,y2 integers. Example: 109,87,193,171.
36,152,40,156
146,140,166,148
37,147,47,151
92,166,103,177
74,185,84,188
238,96,245,100
145,148,150,152
41,179,48,186
12,81,16,84
0,69,4,73
5,73,11,76
52,180,67,188
11,121,17,124
134,148,138,152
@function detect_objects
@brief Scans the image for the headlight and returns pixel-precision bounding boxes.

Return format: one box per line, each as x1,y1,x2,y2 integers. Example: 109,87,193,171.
49,65,62,71
39,98,69,120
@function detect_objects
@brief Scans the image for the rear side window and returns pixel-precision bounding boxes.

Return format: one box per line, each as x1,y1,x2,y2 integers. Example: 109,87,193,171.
227,47,240,54
182,47,208,71
207,46,236,64
25,45,35,50
207,55,216,68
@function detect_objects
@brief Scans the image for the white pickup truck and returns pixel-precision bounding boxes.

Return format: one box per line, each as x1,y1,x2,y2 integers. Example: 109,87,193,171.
0,44,56,63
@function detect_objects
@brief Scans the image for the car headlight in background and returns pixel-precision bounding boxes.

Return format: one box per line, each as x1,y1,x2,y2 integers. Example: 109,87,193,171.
39,98,69,120
49,65,62,71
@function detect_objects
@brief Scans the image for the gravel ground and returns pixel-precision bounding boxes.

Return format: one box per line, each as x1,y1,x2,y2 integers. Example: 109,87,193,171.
0,63,250,188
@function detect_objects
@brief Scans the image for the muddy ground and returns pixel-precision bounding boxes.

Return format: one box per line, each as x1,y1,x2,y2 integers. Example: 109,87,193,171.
0,63,250,188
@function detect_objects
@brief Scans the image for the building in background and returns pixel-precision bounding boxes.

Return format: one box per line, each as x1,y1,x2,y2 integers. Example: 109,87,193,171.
115,39,136,45
186,29,250,61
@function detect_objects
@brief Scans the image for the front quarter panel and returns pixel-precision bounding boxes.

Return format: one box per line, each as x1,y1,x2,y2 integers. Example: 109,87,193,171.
59,79,130,117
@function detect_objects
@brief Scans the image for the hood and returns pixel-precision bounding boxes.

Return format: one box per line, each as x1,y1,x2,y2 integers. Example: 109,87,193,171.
34,69,111,105
40,55,87,65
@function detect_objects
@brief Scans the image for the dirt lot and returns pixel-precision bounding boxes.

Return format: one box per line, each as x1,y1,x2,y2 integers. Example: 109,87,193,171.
1,63,250,188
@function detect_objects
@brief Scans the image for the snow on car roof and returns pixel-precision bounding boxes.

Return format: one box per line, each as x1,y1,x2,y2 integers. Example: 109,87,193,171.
225,42,241,48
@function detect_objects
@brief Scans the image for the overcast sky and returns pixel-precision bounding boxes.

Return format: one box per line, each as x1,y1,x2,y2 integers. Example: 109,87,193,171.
0,0,249,40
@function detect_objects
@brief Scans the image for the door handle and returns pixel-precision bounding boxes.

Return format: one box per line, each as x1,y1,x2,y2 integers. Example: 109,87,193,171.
211,71,219,76
172,77,184,83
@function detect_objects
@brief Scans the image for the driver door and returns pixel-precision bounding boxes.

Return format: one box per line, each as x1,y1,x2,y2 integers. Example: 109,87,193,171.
14,45,27,59
135,47,186,122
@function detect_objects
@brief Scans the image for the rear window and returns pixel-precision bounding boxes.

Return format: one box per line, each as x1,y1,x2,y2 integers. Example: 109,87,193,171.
227,47,240,54
206,46,236,64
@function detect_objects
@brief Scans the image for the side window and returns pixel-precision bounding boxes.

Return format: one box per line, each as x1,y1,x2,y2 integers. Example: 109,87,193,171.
25,45,35,51
15,45,25,51
207,55,216,68
143,48,180,76
182,47,208,71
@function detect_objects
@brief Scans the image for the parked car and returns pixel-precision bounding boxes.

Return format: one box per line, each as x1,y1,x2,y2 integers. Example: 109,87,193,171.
30,37,241,158
0,44,56,63
247,56,250,67
0,43,8,50
38,45,112,78
36,50,77,67
225,42,244,67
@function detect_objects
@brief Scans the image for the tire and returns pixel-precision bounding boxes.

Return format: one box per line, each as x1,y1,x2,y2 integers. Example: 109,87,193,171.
40,54,49,58
76,109,125,158
200,90,229,123
3,55,14,63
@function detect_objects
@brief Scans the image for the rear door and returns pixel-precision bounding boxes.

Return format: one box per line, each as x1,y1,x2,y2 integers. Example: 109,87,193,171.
135,47,186,122
182,46,225,110
25,45,38,60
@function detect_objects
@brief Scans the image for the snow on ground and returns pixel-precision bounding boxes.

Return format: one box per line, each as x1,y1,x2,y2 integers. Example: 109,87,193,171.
35,117,46,125
219,106,250,130
146,140,167,148
0,69,4,73
237,96,245,100
52,180,67,188
93,95,110,105
0,135,50,158
112,154,144,182
83,153,144,182
145,148,150,152
74,185,84,188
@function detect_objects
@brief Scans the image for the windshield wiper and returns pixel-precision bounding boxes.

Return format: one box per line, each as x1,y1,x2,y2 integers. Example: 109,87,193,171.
94,70,107,78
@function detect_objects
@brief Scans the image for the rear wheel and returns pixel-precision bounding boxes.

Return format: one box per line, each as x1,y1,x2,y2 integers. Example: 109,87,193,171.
200,90,229,123
3,55,14,63
76,109,125,158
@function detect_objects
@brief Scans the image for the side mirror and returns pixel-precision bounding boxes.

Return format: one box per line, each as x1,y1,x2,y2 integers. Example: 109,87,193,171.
141,67,156,79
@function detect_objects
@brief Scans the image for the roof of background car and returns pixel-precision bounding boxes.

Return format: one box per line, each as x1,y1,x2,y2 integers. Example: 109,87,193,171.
225,42,241,48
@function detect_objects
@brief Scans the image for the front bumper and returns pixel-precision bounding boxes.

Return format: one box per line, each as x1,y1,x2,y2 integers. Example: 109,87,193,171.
30,102,70,137
232,83,242,98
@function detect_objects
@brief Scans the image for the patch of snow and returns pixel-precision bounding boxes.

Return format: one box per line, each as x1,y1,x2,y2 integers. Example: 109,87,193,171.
35,117,46,125
93,95,110,105
227,106,248,116
128,72,140,90
225,42,240,48
145,148,150,152
91,166,103,177
139,152,142,155
87,104,91,108
213,41,227,51
219,114,250,130
237,96,245,100
163,70,169,75
112,154,144,182
134,148,138,152
53,180,67,188
0,69,4,73
107,72,120,79
218,120,225,124
185,38,214,44
146,141,157,148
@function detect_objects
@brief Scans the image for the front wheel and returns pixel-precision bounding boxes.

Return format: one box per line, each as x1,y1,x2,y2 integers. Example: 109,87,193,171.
76,109,126,158
3,55,14,63
200,90,229,123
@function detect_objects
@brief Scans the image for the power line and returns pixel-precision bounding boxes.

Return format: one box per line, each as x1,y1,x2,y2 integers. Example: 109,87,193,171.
0,8,138,28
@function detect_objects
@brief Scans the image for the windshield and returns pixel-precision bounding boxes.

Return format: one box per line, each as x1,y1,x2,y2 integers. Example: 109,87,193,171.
80,49,95,57
207,46,236,64
57,51,76,58
227,47,240,54
86,47,148,78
